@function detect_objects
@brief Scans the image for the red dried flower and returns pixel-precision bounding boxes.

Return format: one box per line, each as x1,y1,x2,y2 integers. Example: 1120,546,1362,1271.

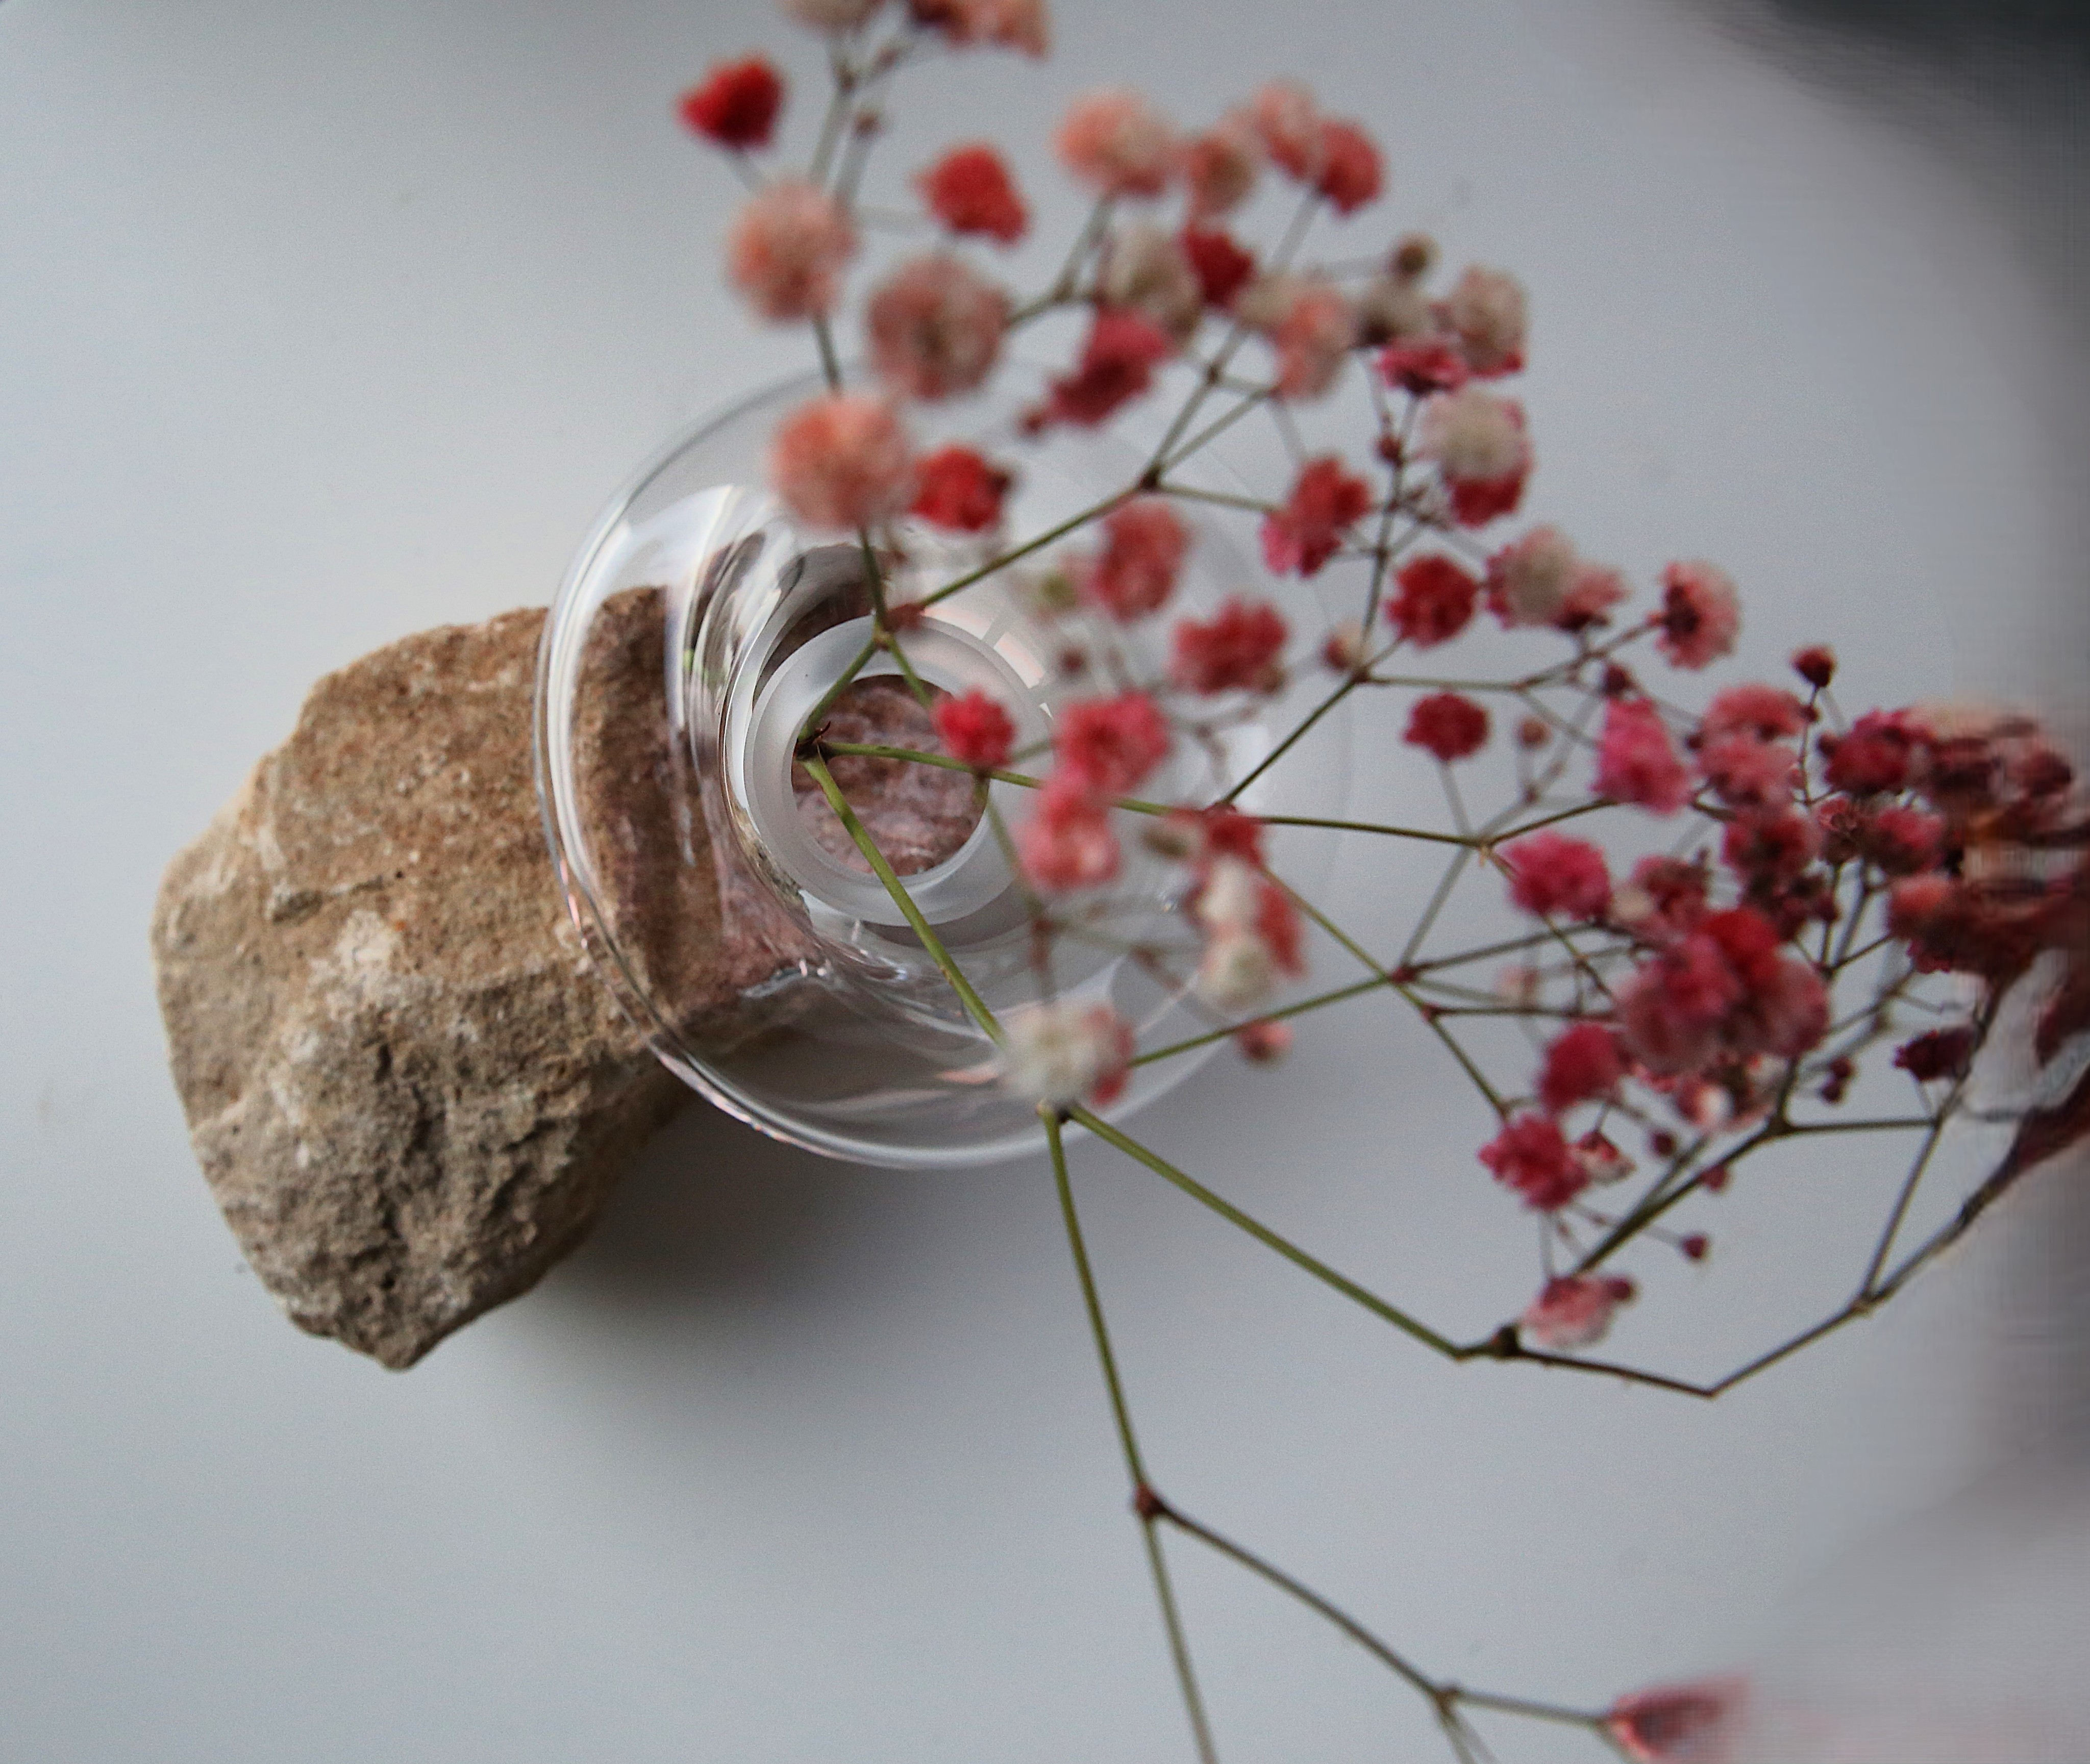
1538,1022,1623,1114
933,688,1015,772
1822,710,1915,796
679,56,785,150
1261,456,1372,577
1504,831,1611,921
909,444,1012,532
1171,598,1288,694
916,142,1029,244
1404,692,1489,763
1053,691,1172,795
1179,226,1256,308
1791,644,1837,690
1387,553,1480,647
1034,308,1174,428
1313,117,1382,214
1379,337,1469,396
1894,1025,1976,1083
1417,387,1530,526
1479,1113,1586,1212
1084,498,1189,622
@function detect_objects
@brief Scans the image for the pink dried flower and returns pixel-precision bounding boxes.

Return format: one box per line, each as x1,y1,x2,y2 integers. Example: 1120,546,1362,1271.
1538,1022,1623,1114
1721,809,1820,881
1504,832,1611,921
865,255,1010,400
1000,998,1135,1107
1314,118,1383,214
1180,226,1257,308
1596,698,1693,815
1054,691,1172,795
1018,774,1119,891
727,178,857,322
679,56,785,150
1054,87,1175,198
1083,498,1190,622
1035,308,1174,427
769,393,914,530
1416,387,1531,525
933,688,1015,771
1387,553,1480,647
1233,1019,1293,1063
1247,78,1322,180
1699,734,1795,810
916,142,1029,244
1192,858,1304,1012
1479,1113,1586,1211
1261,456,1372,577
908,0,1051,56
1701,683,1808,743
1171,598,1288,694
909,443,1011,532
1438,264,1527,376
1404,692,1489,763
1097,223,1204,340
1605,1677,1747,1763
1656,560,1741,669
1179,114,1262,219
1522,1273,1636,1350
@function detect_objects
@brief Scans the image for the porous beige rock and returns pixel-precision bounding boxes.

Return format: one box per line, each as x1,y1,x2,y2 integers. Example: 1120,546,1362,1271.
152,593,815,1369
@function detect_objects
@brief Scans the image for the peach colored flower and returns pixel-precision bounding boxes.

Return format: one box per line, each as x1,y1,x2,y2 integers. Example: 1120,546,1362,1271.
1439,264,1528,376
865,254,1010,399
782,0,886,32
1180,113,1262,219
1417,386,1531,523
1097,224,1204,341
726,178,857,322
1054,87,1176,198
1240,274,1354,400
910,0,1050,55
768,393,914,530
1247,78,1321,180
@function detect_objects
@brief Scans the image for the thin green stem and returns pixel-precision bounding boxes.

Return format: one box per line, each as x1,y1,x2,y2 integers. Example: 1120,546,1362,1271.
1047,1113,1218,1764
799,753,1000,1040
1068,1106,1464,1358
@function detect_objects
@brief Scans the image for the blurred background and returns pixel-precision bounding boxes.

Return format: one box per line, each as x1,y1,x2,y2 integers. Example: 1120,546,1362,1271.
1,1,2083,1758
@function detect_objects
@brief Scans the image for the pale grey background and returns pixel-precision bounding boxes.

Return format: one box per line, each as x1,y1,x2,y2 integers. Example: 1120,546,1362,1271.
2,2,2084,1760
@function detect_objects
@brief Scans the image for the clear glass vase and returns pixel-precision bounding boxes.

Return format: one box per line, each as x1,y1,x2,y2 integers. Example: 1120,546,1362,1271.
535,374,1351,1167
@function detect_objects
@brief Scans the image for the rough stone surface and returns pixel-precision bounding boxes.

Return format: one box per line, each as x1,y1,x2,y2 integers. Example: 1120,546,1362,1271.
152,594,814,1369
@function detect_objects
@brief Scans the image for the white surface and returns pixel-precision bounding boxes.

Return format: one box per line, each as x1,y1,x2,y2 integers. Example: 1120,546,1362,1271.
1,3,2081,1760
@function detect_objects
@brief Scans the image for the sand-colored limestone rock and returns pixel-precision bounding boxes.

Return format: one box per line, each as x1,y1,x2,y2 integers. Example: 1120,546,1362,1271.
152,594,814,1368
